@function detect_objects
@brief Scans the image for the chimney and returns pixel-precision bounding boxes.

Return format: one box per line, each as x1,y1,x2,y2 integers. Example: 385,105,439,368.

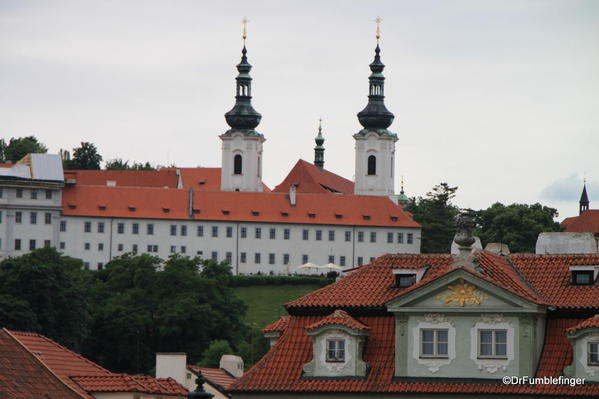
219,355,244,378
155,352,187,386
289,184,297,207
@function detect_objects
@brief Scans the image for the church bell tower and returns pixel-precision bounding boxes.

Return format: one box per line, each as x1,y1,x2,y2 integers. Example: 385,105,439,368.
220,19,265,192
354,18,398,197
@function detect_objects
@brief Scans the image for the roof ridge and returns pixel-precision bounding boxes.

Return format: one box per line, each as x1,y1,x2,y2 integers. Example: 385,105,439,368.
502,253,547,303
9,329,112,375
2,328,89,399
230,316,301,391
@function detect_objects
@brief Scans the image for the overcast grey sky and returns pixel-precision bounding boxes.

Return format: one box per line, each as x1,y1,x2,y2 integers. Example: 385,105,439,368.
1,0,598,219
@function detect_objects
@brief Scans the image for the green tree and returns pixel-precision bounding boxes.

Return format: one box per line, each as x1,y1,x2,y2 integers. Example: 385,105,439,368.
84,254,247,374
67,142,102,169
474,203,562,253
199,340,234,367
404,183,460,253
0,247,90,350
105,159,156,170
0,136,48,163
105,158,130,170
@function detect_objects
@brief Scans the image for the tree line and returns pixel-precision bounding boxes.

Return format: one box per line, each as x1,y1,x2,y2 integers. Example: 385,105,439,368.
0,136,156,170
404,183,562,253
0,248,267,374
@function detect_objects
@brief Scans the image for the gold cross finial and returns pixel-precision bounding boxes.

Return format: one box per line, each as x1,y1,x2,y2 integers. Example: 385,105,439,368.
242,17,248,42
375,16,382,43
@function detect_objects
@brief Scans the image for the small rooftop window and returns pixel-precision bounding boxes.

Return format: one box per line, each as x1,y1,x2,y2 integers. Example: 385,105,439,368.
98,204,106,210
128,206,136,211
572,270,595,286
335,213,343,219
308,212,316,218
222,210,230,215
281,212,289,217
162,207,170,213
362,215,371,220
68,204,77,209
192,209,200,214
390,216,398,222
252,210,260,216
198,180,206,185
395,273,417,288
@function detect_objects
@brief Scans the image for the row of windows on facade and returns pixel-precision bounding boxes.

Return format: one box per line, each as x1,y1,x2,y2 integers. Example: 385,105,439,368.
0,188,54,200
70,239,374,267
11,239,52,251
73,220,414,244
325,329,512,364
1,211,54,225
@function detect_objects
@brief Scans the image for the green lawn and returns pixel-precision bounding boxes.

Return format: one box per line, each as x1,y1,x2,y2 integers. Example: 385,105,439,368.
233,284,321,328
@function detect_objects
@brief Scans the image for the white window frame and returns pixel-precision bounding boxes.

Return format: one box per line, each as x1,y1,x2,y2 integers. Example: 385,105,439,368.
325,339,345,362
589,342,599,366
420,328,449,358
477,329,508,359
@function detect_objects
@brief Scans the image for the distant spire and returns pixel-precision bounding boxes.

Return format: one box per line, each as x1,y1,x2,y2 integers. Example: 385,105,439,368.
356,18,395,136
580,180,590,215
314,118,325,169
398,176,409,205
224,18,262,134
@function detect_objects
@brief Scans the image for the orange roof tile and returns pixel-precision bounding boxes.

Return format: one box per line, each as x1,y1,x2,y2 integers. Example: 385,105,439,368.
231,316,599,396
8,330,186,397
64,169,179,188
61,186,419,227
286,251,545,310
263,316,291,333
188,365,237,391
562,210,599,233
306,310,370,332
71,375,187,395
566,314,599,333
511,254,599,309
0,329,86,399
273,159,354,195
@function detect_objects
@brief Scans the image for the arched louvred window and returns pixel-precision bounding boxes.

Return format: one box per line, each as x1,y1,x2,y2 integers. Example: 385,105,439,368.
367,155,376,175
234,154,243,175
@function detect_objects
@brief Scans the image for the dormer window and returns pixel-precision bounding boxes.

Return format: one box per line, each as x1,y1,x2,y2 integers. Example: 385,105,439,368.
395,273,416,288
308,212,316,218
572,270,594,285
588,342,598,365
326,339,345,362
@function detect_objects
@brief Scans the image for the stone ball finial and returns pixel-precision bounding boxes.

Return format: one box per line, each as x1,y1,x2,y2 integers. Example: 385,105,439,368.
454,212,476,248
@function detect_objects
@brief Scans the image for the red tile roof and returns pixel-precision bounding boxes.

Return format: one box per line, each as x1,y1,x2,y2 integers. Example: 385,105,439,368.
273,159,354,195
511,254,599,309
306,310,370,332
71,374,187,395
286,251,545,311
169,167,220,190
263,316,291,333
61,186,419,228
64,169,179,188
562,210,599,233
8,330,185,397
0,329,86,399
188,365,237,391
566,315,599,333
231,316,599,396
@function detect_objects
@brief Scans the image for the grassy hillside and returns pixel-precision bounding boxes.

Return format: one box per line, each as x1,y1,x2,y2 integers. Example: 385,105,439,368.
233,284,321,328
